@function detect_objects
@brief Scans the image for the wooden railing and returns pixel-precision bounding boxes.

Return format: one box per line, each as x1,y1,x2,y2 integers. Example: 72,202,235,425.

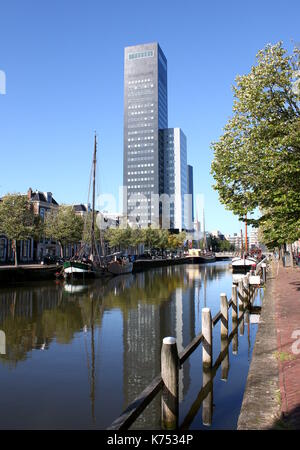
107,275,259,430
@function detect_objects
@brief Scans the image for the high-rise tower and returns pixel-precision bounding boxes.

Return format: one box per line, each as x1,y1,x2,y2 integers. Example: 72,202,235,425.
161,128,187,231
123,42,168,227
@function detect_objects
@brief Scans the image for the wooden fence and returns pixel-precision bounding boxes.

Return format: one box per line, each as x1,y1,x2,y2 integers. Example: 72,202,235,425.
107,264,266,430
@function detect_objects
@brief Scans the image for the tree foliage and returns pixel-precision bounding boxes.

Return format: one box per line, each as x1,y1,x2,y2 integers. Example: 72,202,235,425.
103,227,186,253
0,194,37,265
211,42,300,247
81,211,101,245
44,205,83,256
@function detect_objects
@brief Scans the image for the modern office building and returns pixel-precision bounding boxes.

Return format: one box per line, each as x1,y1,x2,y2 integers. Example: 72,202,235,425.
249,229,259,248
160,128,188,231
187,164,194,226
123,42,168,227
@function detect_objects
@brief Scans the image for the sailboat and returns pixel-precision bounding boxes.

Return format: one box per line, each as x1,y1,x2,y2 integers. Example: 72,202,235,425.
63,134,105,279
200,208,216,262
107,253,133,275
232,218,257,274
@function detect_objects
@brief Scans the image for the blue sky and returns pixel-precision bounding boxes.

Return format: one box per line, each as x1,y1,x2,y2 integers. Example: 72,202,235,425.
0,0,299,234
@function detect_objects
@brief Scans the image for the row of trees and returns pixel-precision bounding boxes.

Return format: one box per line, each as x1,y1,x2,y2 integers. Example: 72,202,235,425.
211,42,300,249
105,227,186,254
197,236,234,252
0,195,187,265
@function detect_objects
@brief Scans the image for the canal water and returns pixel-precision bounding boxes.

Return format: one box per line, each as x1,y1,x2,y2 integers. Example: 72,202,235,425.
0,262,262,430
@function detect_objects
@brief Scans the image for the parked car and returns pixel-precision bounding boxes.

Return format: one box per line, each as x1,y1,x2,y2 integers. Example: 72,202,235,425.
40,255,64,265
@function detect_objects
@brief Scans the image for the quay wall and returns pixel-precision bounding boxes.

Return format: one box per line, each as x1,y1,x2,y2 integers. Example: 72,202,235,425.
0,256,230,282
237,262,281,429
0,265,59,283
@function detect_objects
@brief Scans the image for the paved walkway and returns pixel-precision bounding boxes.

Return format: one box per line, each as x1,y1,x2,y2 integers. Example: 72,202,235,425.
238,260,300,429
238,263,280,429
274,263,300,428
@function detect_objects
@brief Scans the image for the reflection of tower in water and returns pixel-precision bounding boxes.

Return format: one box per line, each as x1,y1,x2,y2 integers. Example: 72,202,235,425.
122,302,161,429
122,270,196,428
173,286,195,401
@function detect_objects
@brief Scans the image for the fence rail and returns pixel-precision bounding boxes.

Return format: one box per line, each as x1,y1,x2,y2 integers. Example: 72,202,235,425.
108,263,265,431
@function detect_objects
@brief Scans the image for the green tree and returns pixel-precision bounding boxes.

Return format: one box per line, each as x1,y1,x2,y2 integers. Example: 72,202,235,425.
167,231,186,251
104,227,132,252
0,194,36,266
82,211,101,245
219,239,232,252
144,227,161,250
129,228,145,254
157,229,169,255
211,42,300,248
44,205,83,257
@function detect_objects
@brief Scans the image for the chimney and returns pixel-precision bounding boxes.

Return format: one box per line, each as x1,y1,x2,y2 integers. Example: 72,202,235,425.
27,187,32,199
44,192,52,204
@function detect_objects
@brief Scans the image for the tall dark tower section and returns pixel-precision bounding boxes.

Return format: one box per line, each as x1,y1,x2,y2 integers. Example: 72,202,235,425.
123,43,168,226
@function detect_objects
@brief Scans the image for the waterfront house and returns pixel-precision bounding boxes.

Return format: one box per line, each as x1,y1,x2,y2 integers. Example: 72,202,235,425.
0,188,60,264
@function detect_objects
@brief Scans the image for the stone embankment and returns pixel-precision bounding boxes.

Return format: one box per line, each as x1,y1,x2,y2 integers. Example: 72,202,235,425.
238,260,300,429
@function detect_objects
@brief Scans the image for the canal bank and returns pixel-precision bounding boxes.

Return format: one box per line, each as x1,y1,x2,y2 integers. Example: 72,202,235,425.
238,260,300,429
0,256,226,282
0,261,257,429
0,264,59,283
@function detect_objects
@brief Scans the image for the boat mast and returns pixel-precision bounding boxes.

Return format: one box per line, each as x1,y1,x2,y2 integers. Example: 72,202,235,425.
202,208,206,252
240,229,244,258
91,133,97,258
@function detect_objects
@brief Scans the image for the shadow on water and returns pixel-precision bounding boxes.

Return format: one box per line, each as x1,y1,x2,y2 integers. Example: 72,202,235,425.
0,262,260,429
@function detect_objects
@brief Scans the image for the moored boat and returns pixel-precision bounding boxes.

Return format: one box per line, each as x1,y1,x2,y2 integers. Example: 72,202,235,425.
63,260,105,279
107,259,133,275
231,255,257,274
231,221,258,274
62,134,105,280
199,253,216,263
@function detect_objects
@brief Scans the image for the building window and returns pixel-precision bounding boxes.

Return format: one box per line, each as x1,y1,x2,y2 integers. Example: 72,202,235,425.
40,208,45,220
0,238,5,259
128,50,154,60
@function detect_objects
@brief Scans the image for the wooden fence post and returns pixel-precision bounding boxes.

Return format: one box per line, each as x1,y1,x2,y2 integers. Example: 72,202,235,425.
238,282,244,336
261,263,266,284
231,284,238,354
232,328,238,355
243,274,250,304
202,366,213,426
202,308,212,368
161,337,179,429
245,309,250,345
232,285,237,325
238,280,244,305
220,293,228,338
221,337,229,381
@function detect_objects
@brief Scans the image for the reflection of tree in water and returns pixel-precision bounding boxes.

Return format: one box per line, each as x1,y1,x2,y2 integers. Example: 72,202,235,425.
0,262,233,429
0,263,231,368
0,284,104,367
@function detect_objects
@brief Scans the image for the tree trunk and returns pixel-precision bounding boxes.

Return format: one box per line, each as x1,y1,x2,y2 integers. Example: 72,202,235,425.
14,239,18,266
59,241,63,258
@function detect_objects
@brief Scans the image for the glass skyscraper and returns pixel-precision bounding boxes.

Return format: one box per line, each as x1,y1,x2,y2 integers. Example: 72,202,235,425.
187,164,194,224
123,42,168,227
161,128,188,231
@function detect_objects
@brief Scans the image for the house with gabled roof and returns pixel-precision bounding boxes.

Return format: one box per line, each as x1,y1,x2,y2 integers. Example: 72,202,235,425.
0,188,60,263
